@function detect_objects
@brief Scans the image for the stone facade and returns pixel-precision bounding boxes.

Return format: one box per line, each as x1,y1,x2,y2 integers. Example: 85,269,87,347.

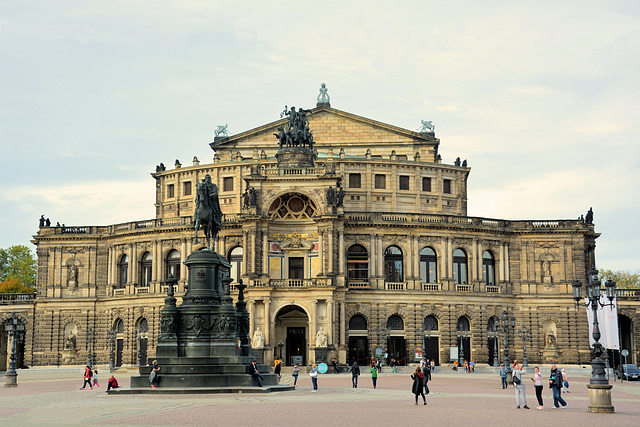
2,102,639,369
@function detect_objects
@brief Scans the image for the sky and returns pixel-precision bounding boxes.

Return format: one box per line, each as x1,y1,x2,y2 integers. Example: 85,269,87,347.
1,1,639,271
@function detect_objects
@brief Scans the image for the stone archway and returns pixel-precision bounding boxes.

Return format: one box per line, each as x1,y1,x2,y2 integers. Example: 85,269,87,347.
274,305,309,366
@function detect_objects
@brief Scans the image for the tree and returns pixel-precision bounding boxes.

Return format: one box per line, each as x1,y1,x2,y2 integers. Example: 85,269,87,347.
0,245,36,291
598,269,640,289
0,277,34,293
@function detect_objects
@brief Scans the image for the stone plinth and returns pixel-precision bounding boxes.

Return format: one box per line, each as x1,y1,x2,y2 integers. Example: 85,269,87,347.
587,383,614,413
275,147,316,168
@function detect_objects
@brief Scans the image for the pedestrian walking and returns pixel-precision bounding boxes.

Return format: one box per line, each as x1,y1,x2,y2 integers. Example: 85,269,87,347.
500,365,508,389
250,360,264,387
274,358,282,380
106,375,119,392
411,367,427,405
310,364,319,392
531,366,544,409
549,363,567,408
80,365,93,390
292,363,300,387
561,369,569,393
92,369,100,389
430,360,436,373
422,361,432,395
512,363,529,409
371,364,378,389
389,358,397,373
349,361,360,388
149,360,160,388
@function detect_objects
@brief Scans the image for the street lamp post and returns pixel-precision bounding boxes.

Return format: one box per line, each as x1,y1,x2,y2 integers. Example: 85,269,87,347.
518,326,532,367
375,323,390,366
455,324,470,367
106,327,116,369
499,310,516,381
488,326,500,367
572,267,616,413
4,313,25,387
86,327,95,367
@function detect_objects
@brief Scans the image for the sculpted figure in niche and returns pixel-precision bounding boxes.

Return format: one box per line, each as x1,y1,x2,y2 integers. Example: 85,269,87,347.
252,327,265,348
546,328,557,348
65,334,76,350
68,264,78,287
315,326,328,347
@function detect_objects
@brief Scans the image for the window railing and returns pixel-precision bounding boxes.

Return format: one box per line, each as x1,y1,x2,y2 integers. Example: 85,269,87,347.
113,288,126,296
385,282,405,290
455,284,473,292
135,287,149,295
486,285,500,293
248,278,334,288
421,283,440,291
0,293,36,303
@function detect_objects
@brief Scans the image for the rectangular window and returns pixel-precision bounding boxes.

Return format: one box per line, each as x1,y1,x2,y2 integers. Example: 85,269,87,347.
399,175,410,190
374,174,386,189
183,182,191,196
349,173,361,189
167,184,175,198
422,177,432,192
223,177,234,192
443,179,452,194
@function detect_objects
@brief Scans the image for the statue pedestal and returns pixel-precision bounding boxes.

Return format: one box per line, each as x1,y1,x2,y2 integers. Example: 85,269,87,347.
587,384,614,413
252,348,265,364
542,348,559,363
61,350,76,364
315,347,328,364
4,373,17,387
276,147,316,168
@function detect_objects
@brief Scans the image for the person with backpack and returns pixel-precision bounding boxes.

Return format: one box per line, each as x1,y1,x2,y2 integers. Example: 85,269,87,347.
512,363,529,409
411,367,427,405
549,363,568,408
149,360,160,388
80,365,93,390
349,361,361,388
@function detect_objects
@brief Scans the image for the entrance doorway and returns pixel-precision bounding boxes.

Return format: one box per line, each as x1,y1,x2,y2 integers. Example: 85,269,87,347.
423,337,439,365
274,305,309,365
488,337,497,366
387,337,407,365
349,336,369,366
116,339,123,367
287,327,306,366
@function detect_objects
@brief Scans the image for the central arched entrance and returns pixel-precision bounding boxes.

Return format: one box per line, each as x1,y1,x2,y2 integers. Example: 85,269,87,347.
274,305,309,366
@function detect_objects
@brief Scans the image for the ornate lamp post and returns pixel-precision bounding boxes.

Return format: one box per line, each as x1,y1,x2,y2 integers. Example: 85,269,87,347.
375,322,390,365
86,327,95,367
4,314,25,387
455,324,470,367
106,327,116,369
518,326,531,367
498,310,516,381
572,267,616,413
135,322,148,367
487,326,500,367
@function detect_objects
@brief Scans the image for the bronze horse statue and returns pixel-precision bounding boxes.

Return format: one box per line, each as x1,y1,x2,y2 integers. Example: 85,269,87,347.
193,175,222,251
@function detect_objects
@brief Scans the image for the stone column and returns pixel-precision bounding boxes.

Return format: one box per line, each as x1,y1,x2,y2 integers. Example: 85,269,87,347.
377,234,383,277
262,233,268,275
328,228,333,275
131,244,138,285
328,300,334,345
180,239,187,281
311,300,317,345
250,229,256,275
152,241,158,282
242,231,248,276
264,299,271,347
340,301,346,347
127,244,133,285
338,231,345,275
248,300,255,339
369,233,376,280
318,230,324,275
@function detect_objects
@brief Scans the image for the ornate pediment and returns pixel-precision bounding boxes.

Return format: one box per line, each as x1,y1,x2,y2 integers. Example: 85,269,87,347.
279,234,314,251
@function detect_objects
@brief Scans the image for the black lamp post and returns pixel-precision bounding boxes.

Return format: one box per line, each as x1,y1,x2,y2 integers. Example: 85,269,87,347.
455,324,470,367
106,327,116,369
135,323,148,367
518,326,531,367
375,323,390,365
488,326,500,367
499,310,516,377
4,314,25,387
572,267,616,413
86,327,95,367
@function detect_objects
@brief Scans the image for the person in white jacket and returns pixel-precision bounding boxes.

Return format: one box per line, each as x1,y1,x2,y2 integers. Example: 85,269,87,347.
512,363,529,409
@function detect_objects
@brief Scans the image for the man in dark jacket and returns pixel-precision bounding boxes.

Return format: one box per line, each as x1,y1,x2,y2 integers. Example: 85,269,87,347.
349,362,361,388
549,363,567,408
250,360,264,387
422,359,432,394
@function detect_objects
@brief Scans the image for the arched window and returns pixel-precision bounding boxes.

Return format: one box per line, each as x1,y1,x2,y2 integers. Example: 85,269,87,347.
456,316,470,331
114,318,124,334
139,252,152,287
387,315,404,330
453,249,467,284
482,250,495,286
487,316,497,331
384,246,403,282
229,246,243,283
423,315,439,332
118,255,128,287
166,250,181,280
349,315,368,330
419,247,437,283
347,245,369,283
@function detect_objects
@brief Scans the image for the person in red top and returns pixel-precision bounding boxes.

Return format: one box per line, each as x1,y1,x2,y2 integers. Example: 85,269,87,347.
411,367,427,405
107,375,119,392
80,366,93,390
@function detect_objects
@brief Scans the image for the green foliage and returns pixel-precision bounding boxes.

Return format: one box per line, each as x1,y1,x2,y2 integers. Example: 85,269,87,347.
0,244,37,289
598,269,640,289
0,277,34,293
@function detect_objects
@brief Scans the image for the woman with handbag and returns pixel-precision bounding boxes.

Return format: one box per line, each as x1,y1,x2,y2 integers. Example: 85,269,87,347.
310,364,319,392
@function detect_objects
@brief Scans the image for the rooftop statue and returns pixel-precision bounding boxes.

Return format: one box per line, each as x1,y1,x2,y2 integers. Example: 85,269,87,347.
418,120,435,134
276,105,315,150
317,83,330,105
214,124,230,137
193,174,223,251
